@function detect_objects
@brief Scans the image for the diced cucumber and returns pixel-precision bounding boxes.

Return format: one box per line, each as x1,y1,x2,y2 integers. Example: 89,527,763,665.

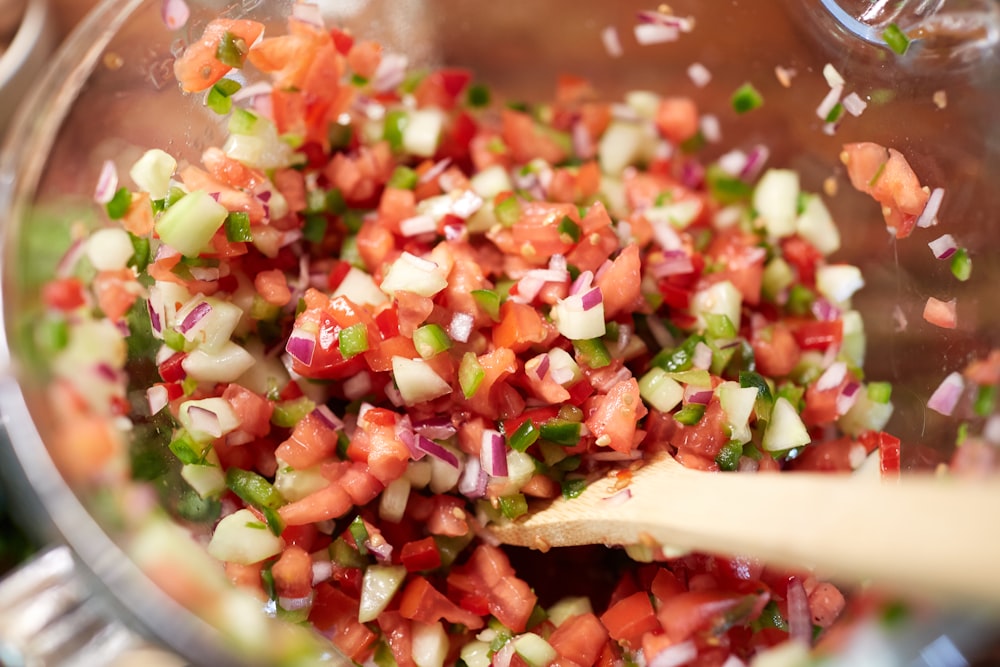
428,445,463,494
840,309,866,368
181,340,256,383
551,293,606,341
459,640,492,667
379,476,411,523
761,257,794,302
839,388,894,436
129,148,177,200
625,90,661,119
796,194,840,255
380,252,448,298
403,109,445,158
470,164,513,199
718,381,759,445
691,280,743,332
513,633,558,667
86,228,136,271
359,565,407,623
411,620,448,667
754,169,800,238
391,356,453,405
643,199,702,230
273,461,329,502
598,120,645,175
815,264,865,306
546,596,593,627
181,450,226,499
638,368,684,413
332,266,388,306
761,397,811,451
207,509,283,565
154,190,229,257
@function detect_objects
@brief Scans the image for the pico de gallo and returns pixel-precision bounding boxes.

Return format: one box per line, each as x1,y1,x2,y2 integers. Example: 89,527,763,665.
32,7,951,667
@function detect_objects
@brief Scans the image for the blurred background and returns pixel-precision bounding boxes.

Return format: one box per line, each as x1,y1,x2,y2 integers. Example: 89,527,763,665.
0,0,98,575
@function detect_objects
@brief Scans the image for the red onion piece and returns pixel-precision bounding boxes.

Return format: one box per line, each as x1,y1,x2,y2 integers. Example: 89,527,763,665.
651,250,694,278
418,158,452,185
451,190,483,219
928,233,958,260
286,329,317,366
442,220,467,242
413,417,457,441
893,304,908,332
816,84,844,120
601,25,623,58
811,297,841,322
634,22,680,45
787,577,812,645
147,385,168,415
679,160,705,189
816,362,847,392
56,238,87,279
178,301,212,338
93,160,119,205
311,561,333,586
371,52,408,93
842,91,868,117
928,372,964,416
189,266,220,282
188,405,222,438
718,149,748,177
232,81,274,103
692,342,713,371
648,640,697,667
569,270,594,296
312,405,343,431
458,456,488,499
687,62,711,88
416,435,459,468
480,430,508,477
635,10,694,31
161,0,190,30
916,187,944,228
147,300,163,334
449,312,474,343
837,381,861,415
533,353,551,380
226,430,254,446
740,144,770,182
492,641,514,667
549,254,568,273
580,287,603,311
399,215,437,237
602,488,632,506
364,534,393,563
572,120,595,159
699,114,721,143
686,390,714,405
291,2,324,27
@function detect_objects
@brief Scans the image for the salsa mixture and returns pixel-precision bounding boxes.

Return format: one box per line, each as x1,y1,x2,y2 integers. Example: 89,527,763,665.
33,6,971,667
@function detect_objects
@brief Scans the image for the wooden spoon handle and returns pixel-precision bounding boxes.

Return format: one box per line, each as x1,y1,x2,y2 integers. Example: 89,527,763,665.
490,455,1000,608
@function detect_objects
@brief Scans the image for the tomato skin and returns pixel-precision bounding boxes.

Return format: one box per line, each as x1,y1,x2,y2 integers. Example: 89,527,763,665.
309,584,377,663
446,544,537,633
493,301,546,352
400,537,442,572
271,545,313,599
398,576,485,630
42,277,86,310
751,323,800,378
595,244,642,320
278,482,353,526
377,612,417,667
792,319,843,352
600,591,660,650
585,378,648,453
276,411,340,470
671,398,728,467
780,236,823,286
656,590,764,643
549,613,609,666
174,19,265,92
222,384,274,438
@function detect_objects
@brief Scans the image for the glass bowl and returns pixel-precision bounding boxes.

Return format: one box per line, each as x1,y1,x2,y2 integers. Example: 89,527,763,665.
1,0,999,665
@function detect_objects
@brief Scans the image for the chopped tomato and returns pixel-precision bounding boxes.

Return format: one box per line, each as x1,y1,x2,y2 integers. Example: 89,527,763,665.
398,576,485,630
657,590,766,643
923,297,957,329
42,276,86,311
585,378,648,453
595,244,642,319
174,19,265,92
751,322,801,378
271,545,313,599
842,142,929,239
309,584,377,662
222,384,273,438
549,613,609,666
655,96,700,144
600,591,660,649
400,537,442,572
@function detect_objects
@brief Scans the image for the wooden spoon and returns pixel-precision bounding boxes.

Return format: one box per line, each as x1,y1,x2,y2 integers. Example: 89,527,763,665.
488,453,1000,608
